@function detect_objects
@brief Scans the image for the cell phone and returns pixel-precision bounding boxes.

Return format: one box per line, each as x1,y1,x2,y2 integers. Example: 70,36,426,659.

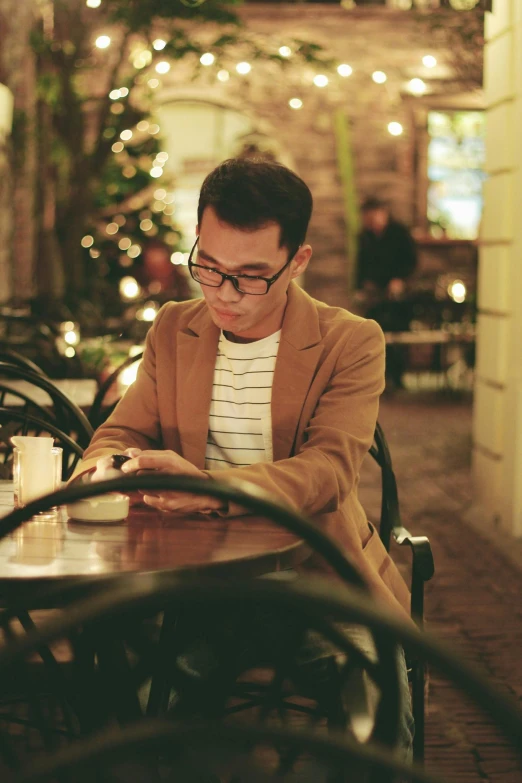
111,454,131,469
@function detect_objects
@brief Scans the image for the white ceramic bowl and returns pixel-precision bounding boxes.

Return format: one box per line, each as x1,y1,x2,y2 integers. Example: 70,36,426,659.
66,493,130,523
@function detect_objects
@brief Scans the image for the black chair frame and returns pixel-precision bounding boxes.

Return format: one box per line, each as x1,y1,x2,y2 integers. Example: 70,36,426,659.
370,421,435,762
0,363,93,448
0,409,84,481
88,352,143,430
5,578,522,783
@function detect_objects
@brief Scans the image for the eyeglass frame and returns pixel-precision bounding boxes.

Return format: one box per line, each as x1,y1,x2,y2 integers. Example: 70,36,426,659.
187,237,300,296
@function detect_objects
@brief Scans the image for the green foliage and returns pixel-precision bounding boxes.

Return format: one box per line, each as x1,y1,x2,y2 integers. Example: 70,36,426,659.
103,0,243,30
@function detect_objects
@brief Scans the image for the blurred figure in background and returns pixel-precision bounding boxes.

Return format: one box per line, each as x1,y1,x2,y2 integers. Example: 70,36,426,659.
355,197,418,389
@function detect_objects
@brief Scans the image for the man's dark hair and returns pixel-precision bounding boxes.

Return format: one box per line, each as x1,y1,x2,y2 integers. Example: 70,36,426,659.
198,158,313,257
361,196,388,212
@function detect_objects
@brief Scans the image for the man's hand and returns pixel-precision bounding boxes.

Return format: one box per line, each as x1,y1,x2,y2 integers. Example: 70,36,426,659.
119,449,225,514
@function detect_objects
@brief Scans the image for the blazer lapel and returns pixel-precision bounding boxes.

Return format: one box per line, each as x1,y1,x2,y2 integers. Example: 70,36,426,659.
176,307,219,469
272,283,323,462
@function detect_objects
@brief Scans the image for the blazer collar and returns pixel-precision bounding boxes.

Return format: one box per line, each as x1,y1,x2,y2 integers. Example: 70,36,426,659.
272,283,323,461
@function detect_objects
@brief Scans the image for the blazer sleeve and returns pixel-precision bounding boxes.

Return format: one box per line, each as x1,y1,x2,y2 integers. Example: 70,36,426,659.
205,318,385,517
70,308,166,478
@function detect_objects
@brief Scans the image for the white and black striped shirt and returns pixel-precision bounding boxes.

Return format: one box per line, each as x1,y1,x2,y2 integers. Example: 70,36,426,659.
205,331,281,470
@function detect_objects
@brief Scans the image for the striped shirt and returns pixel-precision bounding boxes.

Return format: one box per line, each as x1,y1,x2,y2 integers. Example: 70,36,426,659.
205,330,281,471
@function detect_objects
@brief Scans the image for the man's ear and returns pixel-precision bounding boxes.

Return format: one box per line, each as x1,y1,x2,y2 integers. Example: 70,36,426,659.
290,244,312,280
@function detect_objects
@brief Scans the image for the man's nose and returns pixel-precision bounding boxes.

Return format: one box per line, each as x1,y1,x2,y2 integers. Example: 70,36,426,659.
217,278,243,302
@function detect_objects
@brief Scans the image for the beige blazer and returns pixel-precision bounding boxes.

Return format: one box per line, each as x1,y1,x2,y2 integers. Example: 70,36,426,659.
78,282,411,623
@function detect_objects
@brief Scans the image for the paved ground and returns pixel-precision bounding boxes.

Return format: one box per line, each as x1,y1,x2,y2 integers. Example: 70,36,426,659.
359,389,522,783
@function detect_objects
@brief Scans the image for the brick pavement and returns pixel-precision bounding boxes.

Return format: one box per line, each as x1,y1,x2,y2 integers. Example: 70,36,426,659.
359,390,522,783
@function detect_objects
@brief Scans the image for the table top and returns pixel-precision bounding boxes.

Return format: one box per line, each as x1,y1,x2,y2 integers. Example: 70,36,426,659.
384,328,475,345
0,484,308,594
0,378,97,409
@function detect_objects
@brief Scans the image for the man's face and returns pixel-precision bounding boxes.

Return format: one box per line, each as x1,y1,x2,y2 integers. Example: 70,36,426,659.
196,207,311,342
362,207,389,234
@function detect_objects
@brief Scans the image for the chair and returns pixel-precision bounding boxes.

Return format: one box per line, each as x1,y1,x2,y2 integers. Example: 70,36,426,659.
369,421,435,763
88,352,143,430
5,577,522,783
0,363,93,449
0,350,47,378
0,409,84,481
0,475,403,777
0,577,403,781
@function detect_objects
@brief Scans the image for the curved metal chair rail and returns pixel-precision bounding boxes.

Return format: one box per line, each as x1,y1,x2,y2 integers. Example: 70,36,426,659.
3,577,522,768
12,717,443,783
0,362,93,447
88,352,144,429
0,349,47,377
0,385,56,423
0,408,84,479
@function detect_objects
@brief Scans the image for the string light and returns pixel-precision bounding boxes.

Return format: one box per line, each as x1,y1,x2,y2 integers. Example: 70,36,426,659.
86,0,101,7
140,219,153,231
423,55,437,68
448,280,466,303
155,61,171,74
289,98,303,110
154,188,167,200
81,235,94,248
120,277,140,300
388,122,404,136
156,152,168,163
279,46,292,57
106,222,119,235
137,121,149,131
152,39,166,51
200,53,215,66
150,166,163,178
313,75,329,88
109,89,121,100
133,51,152,69
111,141,124,153
217,70,230,82
119,87,129,97
408,78,427,95
236,62,251,75
95,35,111,49
114,214,126,226
122,166,136,178
127,244,142,259
372,71,387,84
89,248,100,258
120,129,132,141
148,124,160,134
148,78,160,88
118,238,132,250
110,103,124,115
337,64,353,77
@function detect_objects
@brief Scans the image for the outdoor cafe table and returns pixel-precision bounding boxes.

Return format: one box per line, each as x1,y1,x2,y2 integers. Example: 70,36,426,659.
0,482,309,603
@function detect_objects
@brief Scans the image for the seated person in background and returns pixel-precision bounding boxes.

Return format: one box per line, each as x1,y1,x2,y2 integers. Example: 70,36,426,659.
73,159,414,757
355,197,418,389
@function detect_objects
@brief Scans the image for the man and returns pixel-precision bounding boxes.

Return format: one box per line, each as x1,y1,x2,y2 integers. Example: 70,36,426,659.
75,159,413,754
356,197,418,389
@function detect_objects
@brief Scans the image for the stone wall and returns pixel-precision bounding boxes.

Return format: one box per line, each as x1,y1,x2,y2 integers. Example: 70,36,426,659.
232,5,482,307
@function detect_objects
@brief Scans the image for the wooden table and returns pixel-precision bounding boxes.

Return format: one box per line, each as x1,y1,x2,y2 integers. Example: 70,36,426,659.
0,378,97,409
0,483,308,598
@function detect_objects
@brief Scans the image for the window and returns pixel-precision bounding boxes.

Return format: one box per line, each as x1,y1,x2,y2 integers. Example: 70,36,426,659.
426,110,486,240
